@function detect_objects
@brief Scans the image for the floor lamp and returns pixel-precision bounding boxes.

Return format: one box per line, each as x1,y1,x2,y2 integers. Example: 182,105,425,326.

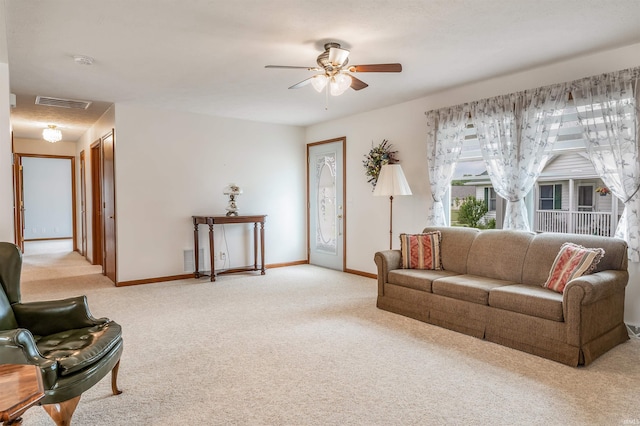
373,164,412,249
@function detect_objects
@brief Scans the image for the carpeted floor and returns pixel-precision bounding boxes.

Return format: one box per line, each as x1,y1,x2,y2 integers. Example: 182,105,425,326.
18,241,640,425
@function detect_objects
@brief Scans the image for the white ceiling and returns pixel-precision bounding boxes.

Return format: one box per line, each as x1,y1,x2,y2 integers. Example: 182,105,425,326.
6,0,640,142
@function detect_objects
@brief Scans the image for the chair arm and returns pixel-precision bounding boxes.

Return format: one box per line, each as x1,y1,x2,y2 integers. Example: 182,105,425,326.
374,250,402,296
12,295,108,337
0,329,58,389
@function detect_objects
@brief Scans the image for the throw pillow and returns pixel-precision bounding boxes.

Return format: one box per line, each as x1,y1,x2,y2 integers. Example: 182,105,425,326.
543,242,604,293
399,231,442,270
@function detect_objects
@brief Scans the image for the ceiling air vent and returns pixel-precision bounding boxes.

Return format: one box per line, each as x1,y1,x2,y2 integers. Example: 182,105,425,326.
35,96,92,110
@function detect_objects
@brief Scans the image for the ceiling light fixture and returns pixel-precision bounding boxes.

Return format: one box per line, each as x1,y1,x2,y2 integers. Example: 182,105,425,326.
330,73,352,96
311,75,328,93
42,124,62,143
311,73,352,96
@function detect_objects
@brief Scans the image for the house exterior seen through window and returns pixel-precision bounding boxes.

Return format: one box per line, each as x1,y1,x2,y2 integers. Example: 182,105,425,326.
484,187,496,211
450,109,623,236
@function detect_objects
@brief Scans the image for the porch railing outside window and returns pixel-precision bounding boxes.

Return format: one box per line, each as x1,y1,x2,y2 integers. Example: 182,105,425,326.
535,210,615,237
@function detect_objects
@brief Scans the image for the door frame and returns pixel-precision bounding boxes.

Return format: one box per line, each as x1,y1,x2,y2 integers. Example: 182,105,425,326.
101,129,117,284
306,136,346,270
90,139,103,267
12,153,24,252
80,150,87,258
13,154,78,250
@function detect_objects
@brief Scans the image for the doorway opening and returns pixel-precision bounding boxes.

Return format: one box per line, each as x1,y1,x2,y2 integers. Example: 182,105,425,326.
13,154,77,256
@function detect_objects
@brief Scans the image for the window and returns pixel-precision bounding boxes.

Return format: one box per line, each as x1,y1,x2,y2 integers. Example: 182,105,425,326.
484,187,496,211
539,184,562,210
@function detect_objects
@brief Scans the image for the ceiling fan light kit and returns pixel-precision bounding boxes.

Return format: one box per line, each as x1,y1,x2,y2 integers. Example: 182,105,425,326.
266,42,402,97
311,75,328,92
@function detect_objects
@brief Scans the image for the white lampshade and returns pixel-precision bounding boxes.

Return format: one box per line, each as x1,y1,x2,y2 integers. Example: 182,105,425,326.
373,164,412,196
311,75,328,93
329,73,352,96
223,184,243,195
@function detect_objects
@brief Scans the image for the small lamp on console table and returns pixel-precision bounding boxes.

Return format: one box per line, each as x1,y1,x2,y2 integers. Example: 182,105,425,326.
223,184,243,216
373,164,412,249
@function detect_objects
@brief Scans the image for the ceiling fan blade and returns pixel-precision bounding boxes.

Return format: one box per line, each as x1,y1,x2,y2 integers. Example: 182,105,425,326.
288,77,315,89
328,47,350,67
265,65,321,71
348,63,402,73
349,75,368,91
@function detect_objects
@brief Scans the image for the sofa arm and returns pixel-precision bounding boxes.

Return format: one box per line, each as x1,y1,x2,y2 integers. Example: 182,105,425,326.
563,270,628,306
563,270,628,346
374,250,402,296
0,329,59,389
12,295,108,337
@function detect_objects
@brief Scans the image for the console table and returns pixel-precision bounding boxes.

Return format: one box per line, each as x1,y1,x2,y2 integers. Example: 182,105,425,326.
192,215,266,281
0,364,45,425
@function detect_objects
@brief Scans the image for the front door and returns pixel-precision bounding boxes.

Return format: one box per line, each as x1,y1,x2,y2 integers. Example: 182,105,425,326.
578,185,595,211
307,138,345,271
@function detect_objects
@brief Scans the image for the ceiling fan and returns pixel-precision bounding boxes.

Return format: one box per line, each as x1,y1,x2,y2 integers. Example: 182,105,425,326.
265,42,402,96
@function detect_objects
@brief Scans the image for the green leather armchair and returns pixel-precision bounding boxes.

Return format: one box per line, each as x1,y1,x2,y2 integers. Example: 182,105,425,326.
0,242,123,425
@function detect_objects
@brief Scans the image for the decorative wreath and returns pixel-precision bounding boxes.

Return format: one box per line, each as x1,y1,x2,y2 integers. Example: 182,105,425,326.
362,139,399,190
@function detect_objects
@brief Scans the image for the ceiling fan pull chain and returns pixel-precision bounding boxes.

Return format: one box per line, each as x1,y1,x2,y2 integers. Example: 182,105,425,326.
325,84,329,110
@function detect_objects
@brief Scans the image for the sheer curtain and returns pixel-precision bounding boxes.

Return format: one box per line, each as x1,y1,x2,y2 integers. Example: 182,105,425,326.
571,68,640,262
425,105,469,226
470,85,567,230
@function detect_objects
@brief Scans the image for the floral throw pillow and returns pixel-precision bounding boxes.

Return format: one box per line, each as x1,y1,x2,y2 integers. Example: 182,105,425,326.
399,231,442,270
543,242,604,293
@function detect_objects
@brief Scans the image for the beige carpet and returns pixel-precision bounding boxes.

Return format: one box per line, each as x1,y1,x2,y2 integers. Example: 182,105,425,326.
17,241,640,425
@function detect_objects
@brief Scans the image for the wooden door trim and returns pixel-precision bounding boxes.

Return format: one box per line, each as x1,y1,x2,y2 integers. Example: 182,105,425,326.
14,154,78,252
80,150,87,258
306,137,347,270
90,139,103,268
102,129,117,285
12,153,24,252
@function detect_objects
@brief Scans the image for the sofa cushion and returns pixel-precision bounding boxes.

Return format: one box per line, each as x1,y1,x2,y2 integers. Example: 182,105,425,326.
543,243,604,293
388,269,460,292
489,284,564,322
432,274,516,305
466,230,535,283
34,321,122,376
423,226,479,274
400,232,441,270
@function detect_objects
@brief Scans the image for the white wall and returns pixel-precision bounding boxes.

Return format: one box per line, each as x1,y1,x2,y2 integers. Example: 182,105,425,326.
14,137,77,156
0,0,13,242
113,104,306,282
306,42,640,326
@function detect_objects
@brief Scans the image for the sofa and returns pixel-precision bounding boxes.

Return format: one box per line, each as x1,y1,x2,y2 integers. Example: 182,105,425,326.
374,226,630,366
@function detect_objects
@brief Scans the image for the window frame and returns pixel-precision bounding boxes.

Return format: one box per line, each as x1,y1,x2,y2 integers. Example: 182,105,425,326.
538,183,562,210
